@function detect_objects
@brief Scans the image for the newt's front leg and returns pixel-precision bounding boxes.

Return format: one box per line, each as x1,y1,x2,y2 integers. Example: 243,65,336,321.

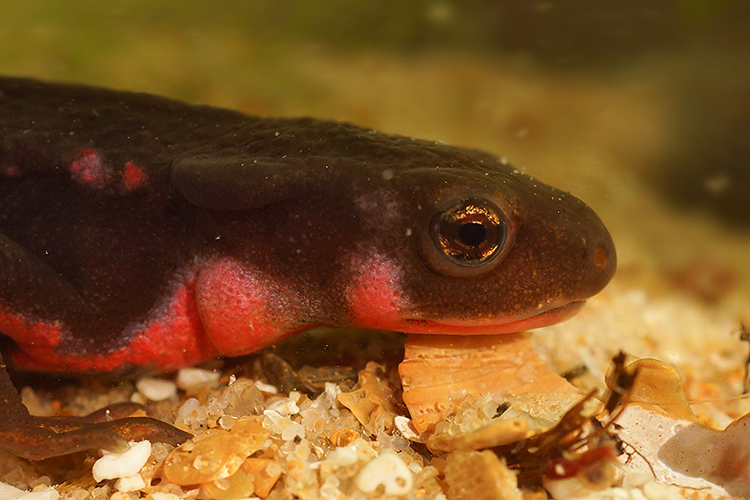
0,355,190,460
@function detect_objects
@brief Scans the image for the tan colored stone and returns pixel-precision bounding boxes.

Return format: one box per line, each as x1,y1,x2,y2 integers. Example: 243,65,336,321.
399,333,577,433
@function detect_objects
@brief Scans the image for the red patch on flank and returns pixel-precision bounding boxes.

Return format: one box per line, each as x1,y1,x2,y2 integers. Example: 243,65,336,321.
120,278,220,370
70,148,110,188
9,267,220,373
0,306,63,354
346,252,408,331
122,162,148,191
194,258,300,357
4,260,310,374
345,252,585,335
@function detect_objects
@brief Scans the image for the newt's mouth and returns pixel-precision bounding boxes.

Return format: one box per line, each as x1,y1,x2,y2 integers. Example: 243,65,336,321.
403,300,586,335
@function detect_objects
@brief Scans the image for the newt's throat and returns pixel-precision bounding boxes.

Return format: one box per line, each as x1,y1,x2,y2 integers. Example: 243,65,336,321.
403,300,586,335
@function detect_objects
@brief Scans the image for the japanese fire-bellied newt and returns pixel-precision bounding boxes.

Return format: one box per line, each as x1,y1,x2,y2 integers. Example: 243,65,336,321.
0,76,616,459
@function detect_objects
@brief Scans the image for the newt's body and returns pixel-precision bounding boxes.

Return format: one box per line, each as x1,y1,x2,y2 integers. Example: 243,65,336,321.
0,77,615,459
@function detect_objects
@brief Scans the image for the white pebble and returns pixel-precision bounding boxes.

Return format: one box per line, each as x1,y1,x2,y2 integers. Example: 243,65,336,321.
267,397,300,416
176,368,220,391
135,377,177,401
281,420,306,441
263,409,306,441
356,452,413,495
323,382,341,400
0,482,59,500
394,416,421,442
148,494,181,500
327,445,359,467
92,441,152,482
114,474,146,492
174,397,202,424
642,481,688,500
254,380,278,393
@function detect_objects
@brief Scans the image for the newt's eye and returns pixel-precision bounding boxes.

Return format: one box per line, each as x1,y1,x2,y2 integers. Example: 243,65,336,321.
420,199,511,278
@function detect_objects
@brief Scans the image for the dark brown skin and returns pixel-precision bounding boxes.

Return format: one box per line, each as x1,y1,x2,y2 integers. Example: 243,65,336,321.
0,76,616,459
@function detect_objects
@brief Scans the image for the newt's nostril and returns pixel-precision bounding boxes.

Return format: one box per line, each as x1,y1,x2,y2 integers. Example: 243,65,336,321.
594,244,609,268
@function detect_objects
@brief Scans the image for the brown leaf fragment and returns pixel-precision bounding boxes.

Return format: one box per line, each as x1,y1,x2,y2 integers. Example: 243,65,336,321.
254,352,304,394
489,390,618,489
607,357,698,422
297,365,358,393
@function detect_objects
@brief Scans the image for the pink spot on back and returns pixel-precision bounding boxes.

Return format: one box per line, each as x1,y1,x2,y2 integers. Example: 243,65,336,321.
0,162,21,177
122,162,148,191
70,148,109,188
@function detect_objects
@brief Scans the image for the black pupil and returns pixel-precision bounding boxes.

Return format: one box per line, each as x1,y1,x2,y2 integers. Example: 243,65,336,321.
458,222,487,247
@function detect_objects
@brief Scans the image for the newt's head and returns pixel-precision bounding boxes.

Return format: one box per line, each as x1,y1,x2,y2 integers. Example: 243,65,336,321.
340,144,616,335
175,118,616,343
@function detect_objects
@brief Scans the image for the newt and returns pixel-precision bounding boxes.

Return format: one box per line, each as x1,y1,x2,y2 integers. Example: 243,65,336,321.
0,76,616,459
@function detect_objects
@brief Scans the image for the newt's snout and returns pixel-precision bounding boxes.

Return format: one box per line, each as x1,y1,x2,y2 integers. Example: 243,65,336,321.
571,200,617,302
592,238,616,292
